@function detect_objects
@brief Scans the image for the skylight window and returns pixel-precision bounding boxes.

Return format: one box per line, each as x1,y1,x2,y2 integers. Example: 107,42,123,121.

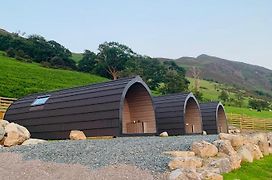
31,96,50,106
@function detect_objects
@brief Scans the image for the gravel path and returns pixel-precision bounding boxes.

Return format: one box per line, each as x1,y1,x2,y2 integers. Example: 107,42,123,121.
0,135,217,173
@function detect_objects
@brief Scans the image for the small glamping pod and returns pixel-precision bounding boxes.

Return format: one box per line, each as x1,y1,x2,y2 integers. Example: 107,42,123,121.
4,76,157,139
200,102,228,134
153,93,203,135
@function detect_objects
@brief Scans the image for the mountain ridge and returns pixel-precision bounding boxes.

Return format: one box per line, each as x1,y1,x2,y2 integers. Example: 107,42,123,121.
158,54,272,98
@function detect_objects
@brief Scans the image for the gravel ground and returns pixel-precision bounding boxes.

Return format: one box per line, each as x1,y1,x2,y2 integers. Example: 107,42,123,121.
0,152,159,180
0,135,217,173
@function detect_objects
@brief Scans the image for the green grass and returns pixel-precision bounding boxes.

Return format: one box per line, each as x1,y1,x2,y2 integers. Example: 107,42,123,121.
223,155,272,180
0,52,107,98
71,53,83,63
225,106,272,119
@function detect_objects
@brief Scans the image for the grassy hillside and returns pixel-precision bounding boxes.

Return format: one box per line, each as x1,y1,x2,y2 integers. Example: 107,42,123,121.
187,77,250,106
159,54,272,99
71,53,83,63
225,106,272,119
0,51,107,98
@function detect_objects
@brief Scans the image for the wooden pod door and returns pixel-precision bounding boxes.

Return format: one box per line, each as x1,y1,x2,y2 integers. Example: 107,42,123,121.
184,97,202,134
122,83,156,134
217,105,228,133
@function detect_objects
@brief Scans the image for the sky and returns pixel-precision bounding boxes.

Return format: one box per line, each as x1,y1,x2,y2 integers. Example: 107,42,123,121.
1,0,272,69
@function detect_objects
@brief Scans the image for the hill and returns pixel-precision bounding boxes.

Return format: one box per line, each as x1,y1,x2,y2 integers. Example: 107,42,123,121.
159,54,272,99
71,53,83,63
0,51,107,98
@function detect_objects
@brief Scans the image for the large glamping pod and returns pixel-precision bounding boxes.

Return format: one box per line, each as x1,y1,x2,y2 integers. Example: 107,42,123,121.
154,93,203,135
200,102,228,134
4,76,157,139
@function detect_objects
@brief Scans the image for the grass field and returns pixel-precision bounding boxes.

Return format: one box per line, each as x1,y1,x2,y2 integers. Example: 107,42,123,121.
0,52,107,98
225,106,272,119
223,155,272,180
71,53,83,63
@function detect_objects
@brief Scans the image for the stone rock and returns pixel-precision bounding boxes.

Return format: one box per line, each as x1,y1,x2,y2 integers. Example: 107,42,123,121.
244,144,263,160
160,131,168,137
213,140,236,156
0,120,9,129
203,131,207,135
168,168,201,180
5,123,30,139
267,132,272,146
228,125,240,134
0,126,5,141
4,123,30,147
4,131,27,147
269,147,272,154
251,133,270,156
191,141,218,158
228,153,241,170
69,130,86,140
199,170,223,180
21,138,47,145
0,137,5,145
219,133,244,150
164,151,195,158
237,146,253,163
205,157,232,173
168,157,203,170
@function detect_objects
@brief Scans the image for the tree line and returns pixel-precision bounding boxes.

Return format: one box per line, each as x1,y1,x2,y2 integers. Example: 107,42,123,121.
0,32,189,94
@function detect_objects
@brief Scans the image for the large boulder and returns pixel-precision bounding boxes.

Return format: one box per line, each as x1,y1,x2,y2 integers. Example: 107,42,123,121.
251,133,270,156
205,157,232,173
69,130,86,140
164,151,195,158
159,131,168,137
237,146,253,163
199,170,223,180
168,168,201,180
191,141,218,158
219,133,244,150
22,138,47,145
0,120,9,129
267,132,272,146
213,140,236,156
4,123,30,147
228,153,241,170
0,126,5,141
228,125,240,134
168,157,203,170
5,123,30,139
244,143,263,160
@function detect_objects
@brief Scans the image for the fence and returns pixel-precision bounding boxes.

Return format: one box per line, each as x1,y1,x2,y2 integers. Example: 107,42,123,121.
0,97,17,119
227,113,272,131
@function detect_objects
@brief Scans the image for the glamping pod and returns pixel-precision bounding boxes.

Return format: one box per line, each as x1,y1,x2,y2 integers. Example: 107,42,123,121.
4,76,157,139
153,93,203,135
200,102,228,134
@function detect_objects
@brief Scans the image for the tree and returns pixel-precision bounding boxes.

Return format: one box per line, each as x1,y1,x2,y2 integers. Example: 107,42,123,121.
158,70,189,95
218,90,229,102
96,42,136,80
248,99,270,111
78,50,97,73
234,92,245,107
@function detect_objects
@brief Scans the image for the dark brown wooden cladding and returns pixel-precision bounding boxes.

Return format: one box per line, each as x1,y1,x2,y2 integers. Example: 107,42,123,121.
4,76,157,139
200,102,228,134
153,93,203,135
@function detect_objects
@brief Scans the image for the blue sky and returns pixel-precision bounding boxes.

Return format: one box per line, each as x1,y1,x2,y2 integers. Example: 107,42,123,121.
1,0,272,69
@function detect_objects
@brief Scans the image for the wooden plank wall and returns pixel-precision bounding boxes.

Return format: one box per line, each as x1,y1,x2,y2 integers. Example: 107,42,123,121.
228,113,272,131
0,97,16,119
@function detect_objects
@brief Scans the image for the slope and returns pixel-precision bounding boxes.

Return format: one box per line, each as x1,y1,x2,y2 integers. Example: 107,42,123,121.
0,51,107,98
159,54,272,98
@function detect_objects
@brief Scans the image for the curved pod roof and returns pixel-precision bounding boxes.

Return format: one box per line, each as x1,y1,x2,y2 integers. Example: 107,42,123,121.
153,93,203,135
200,102,228,134
4,76,157,139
